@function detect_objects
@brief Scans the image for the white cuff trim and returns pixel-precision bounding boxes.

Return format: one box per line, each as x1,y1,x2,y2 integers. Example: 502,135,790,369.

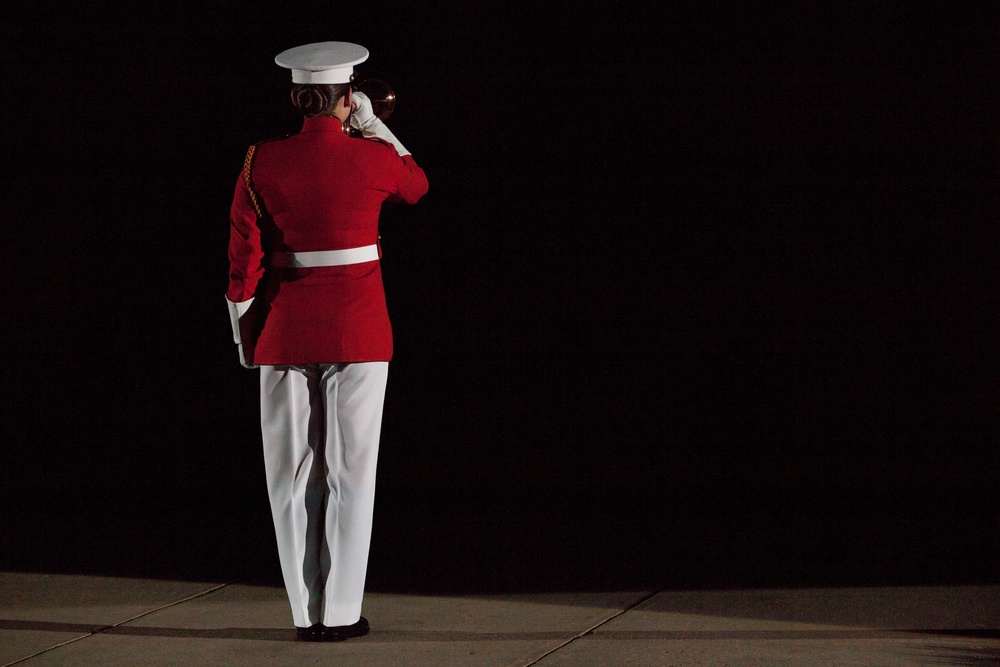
226,297,254,344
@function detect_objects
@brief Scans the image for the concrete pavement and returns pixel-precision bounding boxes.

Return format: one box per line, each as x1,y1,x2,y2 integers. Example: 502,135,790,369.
2,572,999,666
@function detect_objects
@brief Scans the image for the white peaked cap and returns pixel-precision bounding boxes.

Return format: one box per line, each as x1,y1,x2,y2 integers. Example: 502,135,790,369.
274,41,369,84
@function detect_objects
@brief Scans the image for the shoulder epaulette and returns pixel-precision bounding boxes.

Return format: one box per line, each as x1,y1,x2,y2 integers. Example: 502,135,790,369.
361,135,396,151
254,133,291,145
343,126,390,148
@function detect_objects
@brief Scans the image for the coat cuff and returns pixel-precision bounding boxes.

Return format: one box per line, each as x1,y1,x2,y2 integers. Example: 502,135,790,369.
226,297,254,344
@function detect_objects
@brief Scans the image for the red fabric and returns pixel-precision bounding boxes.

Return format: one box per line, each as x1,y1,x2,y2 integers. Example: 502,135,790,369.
227,115,428,364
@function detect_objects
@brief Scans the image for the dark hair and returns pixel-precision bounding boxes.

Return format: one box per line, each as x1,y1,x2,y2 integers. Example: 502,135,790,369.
290,83,351,117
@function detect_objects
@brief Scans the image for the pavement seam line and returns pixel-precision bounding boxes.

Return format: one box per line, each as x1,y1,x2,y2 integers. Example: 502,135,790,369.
2,583,230,667
520,591,661,667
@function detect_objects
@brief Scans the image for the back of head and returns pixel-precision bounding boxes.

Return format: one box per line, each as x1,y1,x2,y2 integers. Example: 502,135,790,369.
290,83,350,117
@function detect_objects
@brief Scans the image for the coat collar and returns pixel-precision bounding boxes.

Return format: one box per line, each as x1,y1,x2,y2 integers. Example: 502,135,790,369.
300,116,348,134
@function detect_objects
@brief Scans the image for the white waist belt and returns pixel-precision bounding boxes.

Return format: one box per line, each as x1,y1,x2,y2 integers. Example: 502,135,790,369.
269,244,379,268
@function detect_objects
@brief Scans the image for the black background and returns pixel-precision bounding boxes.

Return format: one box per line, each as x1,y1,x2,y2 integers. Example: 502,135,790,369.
2,2,998,593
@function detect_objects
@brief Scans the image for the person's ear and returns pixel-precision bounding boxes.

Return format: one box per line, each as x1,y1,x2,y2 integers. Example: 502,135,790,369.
343,88,353,111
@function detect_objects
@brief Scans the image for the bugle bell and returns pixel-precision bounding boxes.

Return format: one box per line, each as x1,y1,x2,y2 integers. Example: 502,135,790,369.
353,78,395,121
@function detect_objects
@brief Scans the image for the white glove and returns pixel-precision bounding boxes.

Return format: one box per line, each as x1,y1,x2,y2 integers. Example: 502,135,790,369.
350,90,379,132
227,297,257,369
350,90,410,156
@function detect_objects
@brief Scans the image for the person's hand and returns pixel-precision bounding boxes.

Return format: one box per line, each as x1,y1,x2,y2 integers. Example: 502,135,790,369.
237,343,256,369
227,296,257,369
350,90,378,132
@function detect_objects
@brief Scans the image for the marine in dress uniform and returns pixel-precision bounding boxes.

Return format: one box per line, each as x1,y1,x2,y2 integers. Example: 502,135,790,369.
225,42,429,642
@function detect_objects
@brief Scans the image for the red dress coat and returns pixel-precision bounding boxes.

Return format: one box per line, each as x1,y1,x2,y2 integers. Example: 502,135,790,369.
227,115,429,365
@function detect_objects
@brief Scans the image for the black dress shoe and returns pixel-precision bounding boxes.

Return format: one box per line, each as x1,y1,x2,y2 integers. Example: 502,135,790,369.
296,623,324,642
321,616,370,642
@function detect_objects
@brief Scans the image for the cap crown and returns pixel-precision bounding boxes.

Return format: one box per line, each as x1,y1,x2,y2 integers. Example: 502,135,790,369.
274,42,369,84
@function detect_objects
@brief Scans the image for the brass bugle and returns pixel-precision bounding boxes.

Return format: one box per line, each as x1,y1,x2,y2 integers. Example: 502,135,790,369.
353,79,395,121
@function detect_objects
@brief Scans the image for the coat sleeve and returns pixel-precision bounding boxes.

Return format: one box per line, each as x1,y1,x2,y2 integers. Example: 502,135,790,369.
390,154,429,205
227,170,266,303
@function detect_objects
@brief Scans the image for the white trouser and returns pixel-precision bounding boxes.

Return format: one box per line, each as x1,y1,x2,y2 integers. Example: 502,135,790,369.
260,362,388,628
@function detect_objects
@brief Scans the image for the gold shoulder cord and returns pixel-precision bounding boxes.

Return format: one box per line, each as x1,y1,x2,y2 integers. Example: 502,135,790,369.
242,145,263,217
